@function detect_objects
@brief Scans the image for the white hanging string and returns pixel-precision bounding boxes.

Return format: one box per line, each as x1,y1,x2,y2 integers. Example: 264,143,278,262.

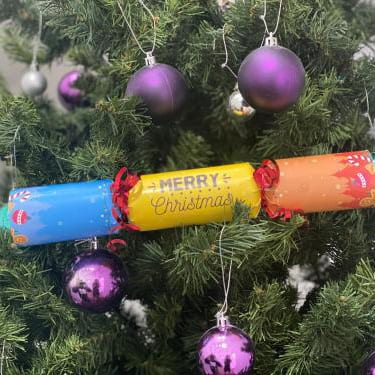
259,31,267,47
365,88,375,140
216,225,234,320
260,0,283,37
11,143,17,190
102,51,113,66
117,0,157,57
9,126,21,190
0,340,5,375
220,24,238,79
31,9,43,69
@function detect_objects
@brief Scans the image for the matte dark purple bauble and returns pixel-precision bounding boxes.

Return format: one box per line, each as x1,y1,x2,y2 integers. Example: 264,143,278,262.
238,46,305,113
64,249,127,314
125,63,187,120
198,324,255,375
58,70,84,110
362,352,375,375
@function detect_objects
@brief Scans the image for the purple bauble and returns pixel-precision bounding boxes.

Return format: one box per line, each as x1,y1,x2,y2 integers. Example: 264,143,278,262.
238,45,305,113
363,352,375,375
64,249,127,314
58,70,84,110
198,323,255,375
125,63,187,120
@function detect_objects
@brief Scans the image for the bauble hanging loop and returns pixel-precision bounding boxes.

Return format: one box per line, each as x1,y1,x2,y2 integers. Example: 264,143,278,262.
216,311,230,328
264,32,278,46
144,51,156,66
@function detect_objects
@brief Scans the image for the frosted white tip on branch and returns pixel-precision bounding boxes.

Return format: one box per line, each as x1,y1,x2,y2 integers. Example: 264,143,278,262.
120,298,148,329
217,0,244,12
120,298,155,345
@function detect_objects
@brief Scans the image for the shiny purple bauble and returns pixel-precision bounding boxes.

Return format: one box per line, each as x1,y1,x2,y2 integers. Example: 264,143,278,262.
198,324,255,375
58,70,85,110
64,249,127,314
238,46,305,113
362,352,375,375
125,63,187,120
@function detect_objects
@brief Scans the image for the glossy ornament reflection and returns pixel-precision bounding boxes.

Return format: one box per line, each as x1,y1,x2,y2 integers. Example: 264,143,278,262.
198,316,255,375
228,85,256,119
58,70,86,110
64,249,127,313
21,67,47,97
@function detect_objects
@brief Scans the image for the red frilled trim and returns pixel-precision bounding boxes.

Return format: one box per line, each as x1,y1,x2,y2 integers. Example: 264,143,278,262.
253,159,279,188
106,238,127,253
253,160,295,220
108,167,140,247
111,167,140,232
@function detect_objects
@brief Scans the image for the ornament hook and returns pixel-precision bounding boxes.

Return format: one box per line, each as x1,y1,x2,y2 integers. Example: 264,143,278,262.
74,237,99,252
216,311,230,329
265,32,278,47
145,51,156,66
91,237,99,250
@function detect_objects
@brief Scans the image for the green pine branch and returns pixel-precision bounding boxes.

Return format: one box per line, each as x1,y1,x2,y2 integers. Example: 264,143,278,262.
274,259,375,375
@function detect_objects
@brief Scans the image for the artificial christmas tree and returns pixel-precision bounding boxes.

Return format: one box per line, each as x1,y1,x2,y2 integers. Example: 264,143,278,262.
0,0,374,374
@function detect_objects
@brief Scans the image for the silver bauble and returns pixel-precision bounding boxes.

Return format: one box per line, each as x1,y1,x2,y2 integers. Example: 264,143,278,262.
21,69,47,97
228,89,256,119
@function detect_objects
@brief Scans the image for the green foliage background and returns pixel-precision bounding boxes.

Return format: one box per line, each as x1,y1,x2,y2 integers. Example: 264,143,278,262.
0,0,374,374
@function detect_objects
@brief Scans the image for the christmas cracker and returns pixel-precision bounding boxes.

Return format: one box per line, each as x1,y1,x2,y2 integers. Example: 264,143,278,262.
255,150,375,218
4,150,374,247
